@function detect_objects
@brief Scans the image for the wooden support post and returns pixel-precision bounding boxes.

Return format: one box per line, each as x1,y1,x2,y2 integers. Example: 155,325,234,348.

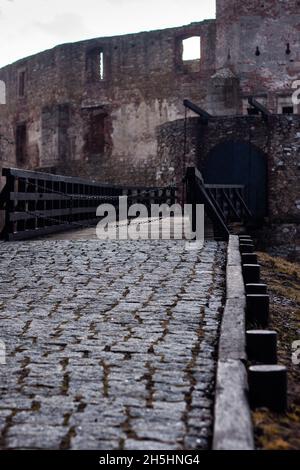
242,253,258,264
5,173,16,240
240,244,255,254
246,283,267,295
185,167,197,236
243,264,260,283
246,330,277,364
246,294,269,327
240,237,253,244
249,365,287,412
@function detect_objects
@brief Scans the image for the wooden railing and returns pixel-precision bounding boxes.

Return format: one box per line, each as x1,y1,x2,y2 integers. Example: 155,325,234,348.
185,167,253,241
205,185,252,223
0,168,177,241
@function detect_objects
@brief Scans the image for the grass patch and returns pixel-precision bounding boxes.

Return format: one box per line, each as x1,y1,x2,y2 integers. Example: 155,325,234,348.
252,252,300,450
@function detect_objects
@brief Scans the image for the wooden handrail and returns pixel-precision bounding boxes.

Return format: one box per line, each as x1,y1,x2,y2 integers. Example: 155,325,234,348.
186,167,230,241
185,167,253,240
0,168,177,241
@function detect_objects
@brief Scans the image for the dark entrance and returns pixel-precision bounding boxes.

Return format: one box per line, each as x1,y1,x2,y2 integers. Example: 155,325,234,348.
203,141,267,219
203,141,267,220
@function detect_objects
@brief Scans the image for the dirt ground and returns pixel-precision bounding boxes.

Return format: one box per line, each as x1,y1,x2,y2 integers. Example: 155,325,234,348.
252,252,300,450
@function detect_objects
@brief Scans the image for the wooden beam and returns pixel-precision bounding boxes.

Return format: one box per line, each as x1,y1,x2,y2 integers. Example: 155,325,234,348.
248,97,271,117
183,99,212,122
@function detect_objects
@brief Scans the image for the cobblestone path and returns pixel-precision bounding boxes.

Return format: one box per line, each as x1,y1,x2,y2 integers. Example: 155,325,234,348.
0,240,225,450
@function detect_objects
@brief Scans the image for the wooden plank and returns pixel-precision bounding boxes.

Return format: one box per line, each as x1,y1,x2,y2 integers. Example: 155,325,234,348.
2,167,156,191
7,218,99,241
10,206,99,222
248,97,271,117
0,182,9,209
9,192,123,202
10,192,71,201
222,189,240,219
205,184,244,189
1,167,178,241
191,169,230,240
235,189,253,218
206,188,227,222
183,99,212,119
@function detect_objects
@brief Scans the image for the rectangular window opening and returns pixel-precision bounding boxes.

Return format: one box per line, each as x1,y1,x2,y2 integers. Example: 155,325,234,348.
86,48,106,81
18,70,26,97
182,36,201,61
277,97,296,115
282,106,294,115
16,123,27,165
87,113,106,155
99,51,104,80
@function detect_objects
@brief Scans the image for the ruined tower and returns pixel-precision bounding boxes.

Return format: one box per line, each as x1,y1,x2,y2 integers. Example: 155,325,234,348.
215,0,300,112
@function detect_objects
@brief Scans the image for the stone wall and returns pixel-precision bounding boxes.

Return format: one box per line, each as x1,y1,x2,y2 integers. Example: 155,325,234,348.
1,2,300,186
157,114,300,255
216,0,300,112
0,1,300,246
0,21,216,186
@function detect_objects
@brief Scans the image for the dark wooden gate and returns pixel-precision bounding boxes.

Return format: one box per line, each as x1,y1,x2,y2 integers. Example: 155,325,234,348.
203,141,267,220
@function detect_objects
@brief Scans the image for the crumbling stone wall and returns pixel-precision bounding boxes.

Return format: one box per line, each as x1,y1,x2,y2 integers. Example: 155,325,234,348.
0,0,299,247
1,1,300,184
0,21,216,186
216,0,300,113
157,114,300,254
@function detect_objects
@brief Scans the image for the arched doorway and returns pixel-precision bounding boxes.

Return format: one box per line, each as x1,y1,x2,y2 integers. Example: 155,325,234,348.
203,141,267,220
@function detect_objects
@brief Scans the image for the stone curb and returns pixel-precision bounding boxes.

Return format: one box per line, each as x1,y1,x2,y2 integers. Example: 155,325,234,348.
212,235,254,450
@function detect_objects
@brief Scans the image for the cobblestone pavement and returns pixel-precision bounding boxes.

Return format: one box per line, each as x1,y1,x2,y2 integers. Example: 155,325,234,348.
0,239,225,450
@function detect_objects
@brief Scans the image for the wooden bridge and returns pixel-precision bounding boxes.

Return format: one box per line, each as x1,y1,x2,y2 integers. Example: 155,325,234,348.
0,167,282,452
0,167,252,242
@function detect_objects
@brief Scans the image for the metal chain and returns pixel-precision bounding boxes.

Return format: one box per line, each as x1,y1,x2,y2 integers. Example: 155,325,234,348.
103,216,163,229
27,181,176,202
24,210,96,229
24,209,164,232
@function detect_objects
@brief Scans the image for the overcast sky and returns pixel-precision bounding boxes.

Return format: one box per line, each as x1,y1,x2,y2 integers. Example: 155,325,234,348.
0,0,216,68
